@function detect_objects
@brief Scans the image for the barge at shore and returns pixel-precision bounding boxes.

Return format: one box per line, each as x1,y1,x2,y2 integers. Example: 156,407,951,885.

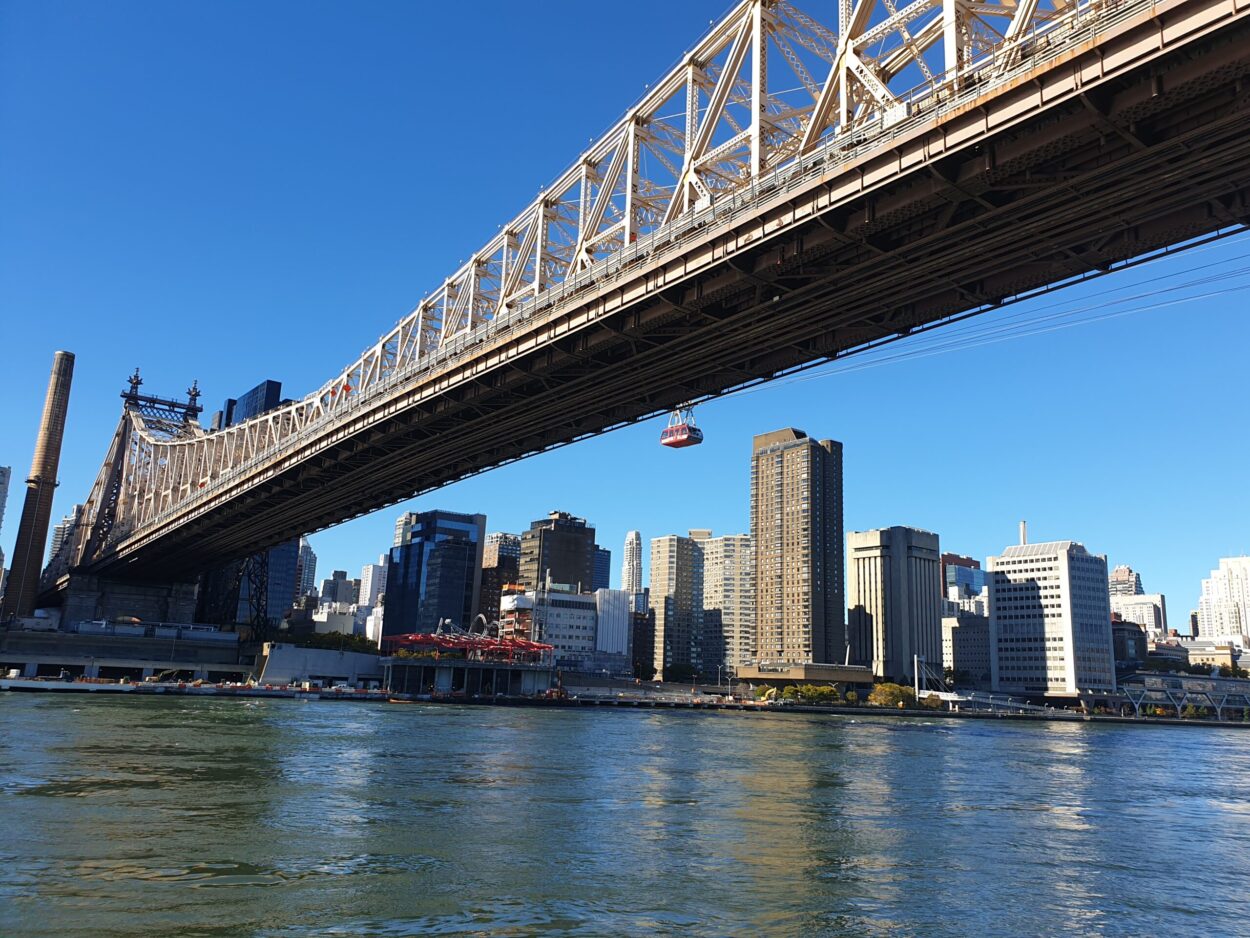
0,677,391,701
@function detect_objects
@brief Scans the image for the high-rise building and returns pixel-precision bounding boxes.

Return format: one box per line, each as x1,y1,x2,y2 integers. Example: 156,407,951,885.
483,532,521,568
942,615,991,688
533,586,598,669
847,527,943,682
359,555,388,609
510,583,633,675
394,512,419,548
593,546,612,591
700,533,754,675
631,596,655,680
942,553,985,599
212,378,282,432
234,380,282,423
384,510,486,636
48,504,84,561
621,531,643,595
519,511,596,591
1108,564,1144,596
319,570,354,605
295,537,318,600
594,588,633,665
1109,593,1168,640
204,378,297,625
479,532,521,625
988,540,1116,696
750,428,844,665
242,539,299,623
649,533,704,679
1196,557,1250,649
940,552,989,617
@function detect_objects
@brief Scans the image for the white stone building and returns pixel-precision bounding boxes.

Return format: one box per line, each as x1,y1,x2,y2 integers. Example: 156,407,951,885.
621,530,643,596
534,589,598,668
594,588,633,660
358,555,388,609
311,603,357,636
988,540,1116,696
1109,592,1168,641
529,585,633,674
364,606,385,647
1197,557,1250,650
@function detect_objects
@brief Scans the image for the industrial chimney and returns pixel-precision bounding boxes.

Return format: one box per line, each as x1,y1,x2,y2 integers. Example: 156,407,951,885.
1,351,75,620
1019,520,1028,546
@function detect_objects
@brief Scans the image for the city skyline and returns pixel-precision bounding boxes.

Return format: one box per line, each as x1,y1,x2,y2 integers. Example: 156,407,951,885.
4,3,1250,936
2,1,1248,617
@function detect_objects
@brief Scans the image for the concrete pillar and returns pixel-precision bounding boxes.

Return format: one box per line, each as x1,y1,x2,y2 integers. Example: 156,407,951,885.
2,351,74,619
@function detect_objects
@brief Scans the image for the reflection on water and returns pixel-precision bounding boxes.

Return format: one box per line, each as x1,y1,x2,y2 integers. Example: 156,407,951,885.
2,696,1248,936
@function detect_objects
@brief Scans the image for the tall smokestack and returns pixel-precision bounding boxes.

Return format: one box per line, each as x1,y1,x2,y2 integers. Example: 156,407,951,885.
1019,520,1027,546
2,351,75,620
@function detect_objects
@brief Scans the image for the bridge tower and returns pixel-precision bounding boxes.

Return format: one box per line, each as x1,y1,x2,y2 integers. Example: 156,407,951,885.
41,370,207,626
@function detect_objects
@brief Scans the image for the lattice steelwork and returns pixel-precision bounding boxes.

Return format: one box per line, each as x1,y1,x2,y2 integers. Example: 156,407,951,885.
54,0,1250,578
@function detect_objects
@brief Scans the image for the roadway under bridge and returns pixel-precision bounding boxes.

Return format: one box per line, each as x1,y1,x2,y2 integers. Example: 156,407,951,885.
43,0,1250,593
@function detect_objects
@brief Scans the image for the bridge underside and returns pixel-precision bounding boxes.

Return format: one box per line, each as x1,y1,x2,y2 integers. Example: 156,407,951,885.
85,9,1250,583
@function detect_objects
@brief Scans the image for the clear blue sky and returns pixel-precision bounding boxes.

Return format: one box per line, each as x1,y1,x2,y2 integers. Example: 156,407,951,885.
2,1,1247,623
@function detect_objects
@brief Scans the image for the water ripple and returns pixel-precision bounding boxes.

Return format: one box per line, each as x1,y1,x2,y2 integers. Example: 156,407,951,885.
2,695,1248,937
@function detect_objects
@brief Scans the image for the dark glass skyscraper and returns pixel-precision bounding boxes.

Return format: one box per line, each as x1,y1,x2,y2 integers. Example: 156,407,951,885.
518,511,596,591
593,547,612,591
199,378,298,626
232,380,282,424
945,561,987,599
232,379,296,622
384,511,486,636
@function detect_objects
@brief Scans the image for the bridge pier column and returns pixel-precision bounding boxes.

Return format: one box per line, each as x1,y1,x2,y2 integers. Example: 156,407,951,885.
61,573,200,626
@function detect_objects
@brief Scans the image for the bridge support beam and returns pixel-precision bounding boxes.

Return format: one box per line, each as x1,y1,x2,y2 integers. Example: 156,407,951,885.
60,573,199,626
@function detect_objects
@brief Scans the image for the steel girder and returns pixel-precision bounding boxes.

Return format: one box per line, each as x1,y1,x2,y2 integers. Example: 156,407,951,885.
60,0,1250,583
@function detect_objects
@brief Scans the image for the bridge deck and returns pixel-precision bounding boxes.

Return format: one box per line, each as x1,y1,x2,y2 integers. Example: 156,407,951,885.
62,0,1250,583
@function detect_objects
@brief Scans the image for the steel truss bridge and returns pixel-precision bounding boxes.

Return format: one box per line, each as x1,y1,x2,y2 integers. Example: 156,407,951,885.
45,0,1250,590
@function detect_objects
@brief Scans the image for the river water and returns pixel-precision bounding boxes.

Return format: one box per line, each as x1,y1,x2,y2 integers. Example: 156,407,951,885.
1,695,1246,936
